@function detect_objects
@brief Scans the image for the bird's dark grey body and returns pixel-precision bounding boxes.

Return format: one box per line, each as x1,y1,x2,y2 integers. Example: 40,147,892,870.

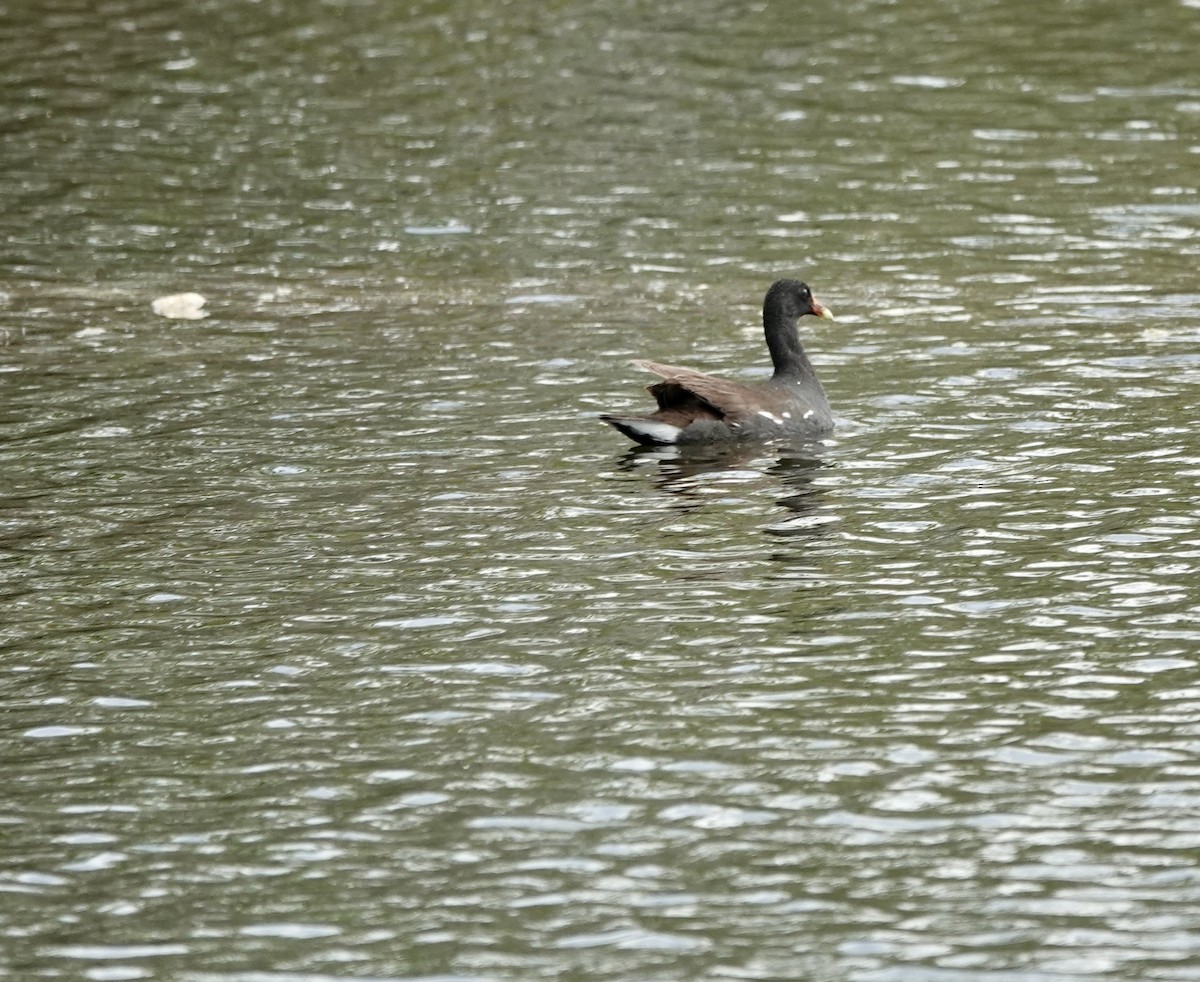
601,279,836,447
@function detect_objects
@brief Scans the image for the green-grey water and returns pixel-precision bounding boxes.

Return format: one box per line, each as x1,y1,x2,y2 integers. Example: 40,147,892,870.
4,0,1200,979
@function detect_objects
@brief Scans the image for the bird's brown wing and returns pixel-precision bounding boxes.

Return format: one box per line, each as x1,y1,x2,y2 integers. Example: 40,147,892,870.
633,359,762,420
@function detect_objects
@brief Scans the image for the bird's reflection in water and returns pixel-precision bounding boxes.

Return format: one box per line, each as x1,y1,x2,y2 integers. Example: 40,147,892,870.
764,451,836,536
614,441,835,536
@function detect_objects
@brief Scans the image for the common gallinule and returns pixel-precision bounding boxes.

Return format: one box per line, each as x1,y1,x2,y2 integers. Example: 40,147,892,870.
601,279,836,446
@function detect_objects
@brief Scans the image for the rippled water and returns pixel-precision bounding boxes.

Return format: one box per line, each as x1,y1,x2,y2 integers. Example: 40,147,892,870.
4,0,1200,979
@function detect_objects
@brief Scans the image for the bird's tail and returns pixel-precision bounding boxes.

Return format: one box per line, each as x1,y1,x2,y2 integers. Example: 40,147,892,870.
599,414,681,446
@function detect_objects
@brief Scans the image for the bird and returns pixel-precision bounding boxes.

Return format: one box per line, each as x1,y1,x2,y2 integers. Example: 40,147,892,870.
600,279,836,446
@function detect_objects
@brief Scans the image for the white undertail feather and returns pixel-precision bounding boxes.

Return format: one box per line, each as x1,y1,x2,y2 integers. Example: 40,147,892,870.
628,421,681,443
601,416,682,446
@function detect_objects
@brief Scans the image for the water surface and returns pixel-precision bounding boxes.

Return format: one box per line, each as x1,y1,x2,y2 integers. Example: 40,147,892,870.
3,0,1200,979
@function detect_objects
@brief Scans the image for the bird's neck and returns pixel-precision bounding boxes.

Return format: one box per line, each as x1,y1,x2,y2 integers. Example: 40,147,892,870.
764,310,817,386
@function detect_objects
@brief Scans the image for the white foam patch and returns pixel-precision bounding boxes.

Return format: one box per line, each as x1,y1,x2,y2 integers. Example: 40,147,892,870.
757,410,784,425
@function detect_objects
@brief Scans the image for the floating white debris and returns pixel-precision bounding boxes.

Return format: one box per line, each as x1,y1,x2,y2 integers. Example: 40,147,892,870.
152,292,207,319
80,425,132,438
404,222,471,235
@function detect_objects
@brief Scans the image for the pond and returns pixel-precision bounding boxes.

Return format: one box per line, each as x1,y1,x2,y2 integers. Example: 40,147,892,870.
3,0,1200,979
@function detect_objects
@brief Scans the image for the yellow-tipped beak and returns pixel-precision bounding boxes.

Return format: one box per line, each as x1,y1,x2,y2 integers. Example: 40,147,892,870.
812,299,835,321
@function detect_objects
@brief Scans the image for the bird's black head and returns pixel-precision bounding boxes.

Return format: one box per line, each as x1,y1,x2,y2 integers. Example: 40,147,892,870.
765,278,835,321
